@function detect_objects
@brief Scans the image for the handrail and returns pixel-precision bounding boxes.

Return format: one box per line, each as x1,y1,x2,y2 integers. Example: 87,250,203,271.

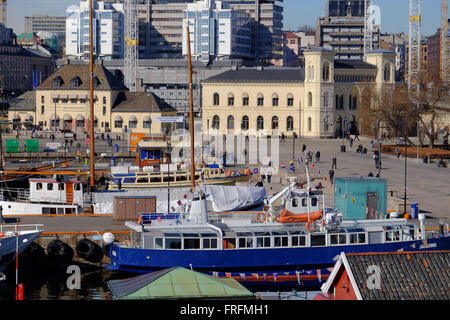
0,224,44,234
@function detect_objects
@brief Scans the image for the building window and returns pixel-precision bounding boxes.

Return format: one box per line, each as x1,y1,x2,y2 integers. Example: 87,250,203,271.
257,93,264,106
308,117,312,132
227,115,234,129
257,116,264,130
287,116,294,131
41,105,44,114
272,94,279,106
272,116,279,129
242,93,249,106
308,66,314,80
70,77,81,88
308,92,312,107
322,62,330,81
384,63,391,82
41,96,45,103
241,115,249,130
212,115,220,129
103,97,107,104
103,106,106,116
143,120,151,129
115,120,123,128
213,93,219,106
287,94,294,106
227,93,234,106
129,120,137,128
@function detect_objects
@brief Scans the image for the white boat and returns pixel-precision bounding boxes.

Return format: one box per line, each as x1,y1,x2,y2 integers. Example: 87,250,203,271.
0,176,87,215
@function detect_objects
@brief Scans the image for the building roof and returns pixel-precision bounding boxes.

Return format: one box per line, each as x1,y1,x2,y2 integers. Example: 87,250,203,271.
284,31,299,39
36,63,127,91
107,267,254,300
322,251,450,300
202,67,305,83
8,91,36,112
334,59,378,70
112,91,177,113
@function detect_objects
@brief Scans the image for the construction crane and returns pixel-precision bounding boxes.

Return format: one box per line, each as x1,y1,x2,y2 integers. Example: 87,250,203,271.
408,0,421,89
363,0,373,61
441,0,449,83
124,0,138,92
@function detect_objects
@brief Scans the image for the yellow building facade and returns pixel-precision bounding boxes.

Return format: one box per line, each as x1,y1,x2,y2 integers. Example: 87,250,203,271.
202,48,396,138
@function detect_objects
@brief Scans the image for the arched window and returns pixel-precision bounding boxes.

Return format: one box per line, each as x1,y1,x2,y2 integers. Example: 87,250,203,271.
70,76,82,88
272,116,279,129
322,62,330,81
241,115,249,130
227,115,234,129
287,93,294,106
308,65,314,80
227,93,234,106
257,93,264,106
384,63,391,82
103,96,107,104
286,116,294,131
212,115,220,129
242,93,249,106
308,117,312,132
213,93,220,106
272,93,279,106
257,116,264,130
308,92,312,107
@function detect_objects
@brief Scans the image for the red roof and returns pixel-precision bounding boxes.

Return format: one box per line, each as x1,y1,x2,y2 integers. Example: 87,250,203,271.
284,31,299,39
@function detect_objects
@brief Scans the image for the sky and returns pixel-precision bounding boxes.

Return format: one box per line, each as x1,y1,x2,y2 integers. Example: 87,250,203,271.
7,0,443,37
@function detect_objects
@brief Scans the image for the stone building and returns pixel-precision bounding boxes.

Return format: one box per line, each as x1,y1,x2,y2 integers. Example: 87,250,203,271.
201,47,395,138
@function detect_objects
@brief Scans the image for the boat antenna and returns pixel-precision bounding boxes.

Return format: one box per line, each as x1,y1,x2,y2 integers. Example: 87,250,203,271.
187,25,195,189
88,0,95,191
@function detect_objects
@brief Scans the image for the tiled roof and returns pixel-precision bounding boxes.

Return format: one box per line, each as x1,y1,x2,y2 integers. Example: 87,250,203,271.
202,67,305,83
346,251,450,300
112,92,176,113
8,91,35,111
334,60,378,70
36,64,127,91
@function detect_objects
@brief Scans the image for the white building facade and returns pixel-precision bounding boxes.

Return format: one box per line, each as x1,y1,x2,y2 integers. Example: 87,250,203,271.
66,0,124,61
182,0,252,63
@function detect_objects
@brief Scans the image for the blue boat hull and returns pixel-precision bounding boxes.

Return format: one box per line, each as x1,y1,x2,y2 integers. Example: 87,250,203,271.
106,236,450,287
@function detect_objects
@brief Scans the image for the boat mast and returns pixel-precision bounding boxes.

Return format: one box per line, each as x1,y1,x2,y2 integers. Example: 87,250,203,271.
187,25,195,189
89,0,95,190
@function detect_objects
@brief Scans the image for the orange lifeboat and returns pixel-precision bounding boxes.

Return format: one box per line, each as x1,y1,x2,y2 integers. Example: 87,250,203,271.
276,209,323,223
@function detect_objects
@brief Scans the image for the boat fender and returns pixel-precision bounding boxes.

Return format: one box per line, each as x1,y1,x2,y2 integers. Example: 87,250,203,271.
76,238,103,263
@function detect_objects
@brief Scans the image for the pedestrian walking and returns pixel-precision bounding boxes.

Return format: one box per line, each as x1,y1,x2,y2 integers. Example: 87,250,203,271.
280,132,286,142
315,151,321,163
332,156,337,169
354,130,360,141
267,166,272,184
328,169,335,184
349,137,353,147
302,144,306,153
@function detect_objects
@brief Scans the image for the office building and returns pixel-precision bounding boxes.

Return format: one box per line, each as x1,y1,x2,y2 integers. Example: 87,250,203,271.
24,15,66,38
66,0,125,61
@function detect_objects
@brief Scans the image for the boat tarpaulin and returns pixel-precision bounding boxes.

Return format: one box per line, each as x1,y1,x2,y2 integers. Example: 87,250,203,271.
106,267,254,300
201,185,266,212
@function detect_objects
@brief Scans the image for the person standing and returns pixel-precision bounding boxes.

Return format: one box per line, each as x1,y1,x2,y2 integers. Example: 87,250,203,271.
328,169,335,184
332,156,337,169
315,151,321,163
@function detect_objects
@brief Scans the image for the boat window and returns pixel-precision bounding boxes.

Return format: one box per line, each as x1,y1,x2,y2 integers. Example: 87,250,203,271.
37,183,43,190
47,183,53,191
202,238,218,249
184,238,200,249
310,234,326,247
58,183,65,191
256,237,271,248
291,235,306,247
137,177,148,183
402,227,416,241
273,236,289,247
238,237,253,248
385,230,400,242
155,238,163,249
75,183,81,191
165,238,182,249
163,176,175,182
302,198,308,207
292,198,298,207
349,233,366,244
223,238,236,249
124,178,136,183
150,177,161,183
330,233,347,245
311,197,318,207
176,175,187,181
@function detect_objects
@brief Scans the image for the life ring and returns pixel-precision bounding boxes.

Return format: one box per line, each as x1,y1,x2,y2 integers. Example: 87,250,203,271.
256,213,266,223
306,221,314,231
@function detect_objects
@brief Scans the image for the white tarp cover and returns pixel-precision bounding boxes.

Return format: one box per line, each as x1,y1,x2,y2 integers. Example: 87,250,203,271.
201,185,266,212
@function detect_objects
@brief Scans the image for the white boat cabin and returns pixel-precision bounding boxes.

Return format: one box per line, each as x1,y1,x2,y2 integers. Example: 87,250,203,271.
284,191,324,214
29,178,84,206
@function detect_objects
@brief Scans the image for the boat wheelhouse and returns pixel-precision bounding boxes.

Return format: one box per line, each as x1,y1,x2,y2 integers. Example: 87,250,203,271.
0,177,86,215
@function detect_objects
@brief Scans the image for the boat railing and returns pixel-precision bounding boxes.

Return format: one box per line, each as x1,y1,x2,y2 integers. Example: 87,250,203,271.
0,187,30,202
0,224,44,234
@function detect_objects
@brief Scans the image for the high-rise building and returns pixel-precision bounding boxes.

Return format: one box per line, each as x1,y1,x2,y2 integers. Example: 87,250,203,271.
0,0,6,27
66,0,125,61
24,15,66,38
316,0,380,60
182,0,252,63
428,24,450,83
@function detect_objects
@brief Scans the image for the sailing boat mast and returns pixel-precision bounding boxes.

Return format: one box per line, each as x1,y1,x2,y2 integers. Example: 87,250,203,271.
89,0,95,190
186,26,195,188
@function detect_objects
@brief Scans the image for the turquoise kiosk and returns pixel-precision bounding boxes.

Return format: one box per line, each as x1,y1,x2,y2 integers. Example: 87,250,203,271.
334,177,387,220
